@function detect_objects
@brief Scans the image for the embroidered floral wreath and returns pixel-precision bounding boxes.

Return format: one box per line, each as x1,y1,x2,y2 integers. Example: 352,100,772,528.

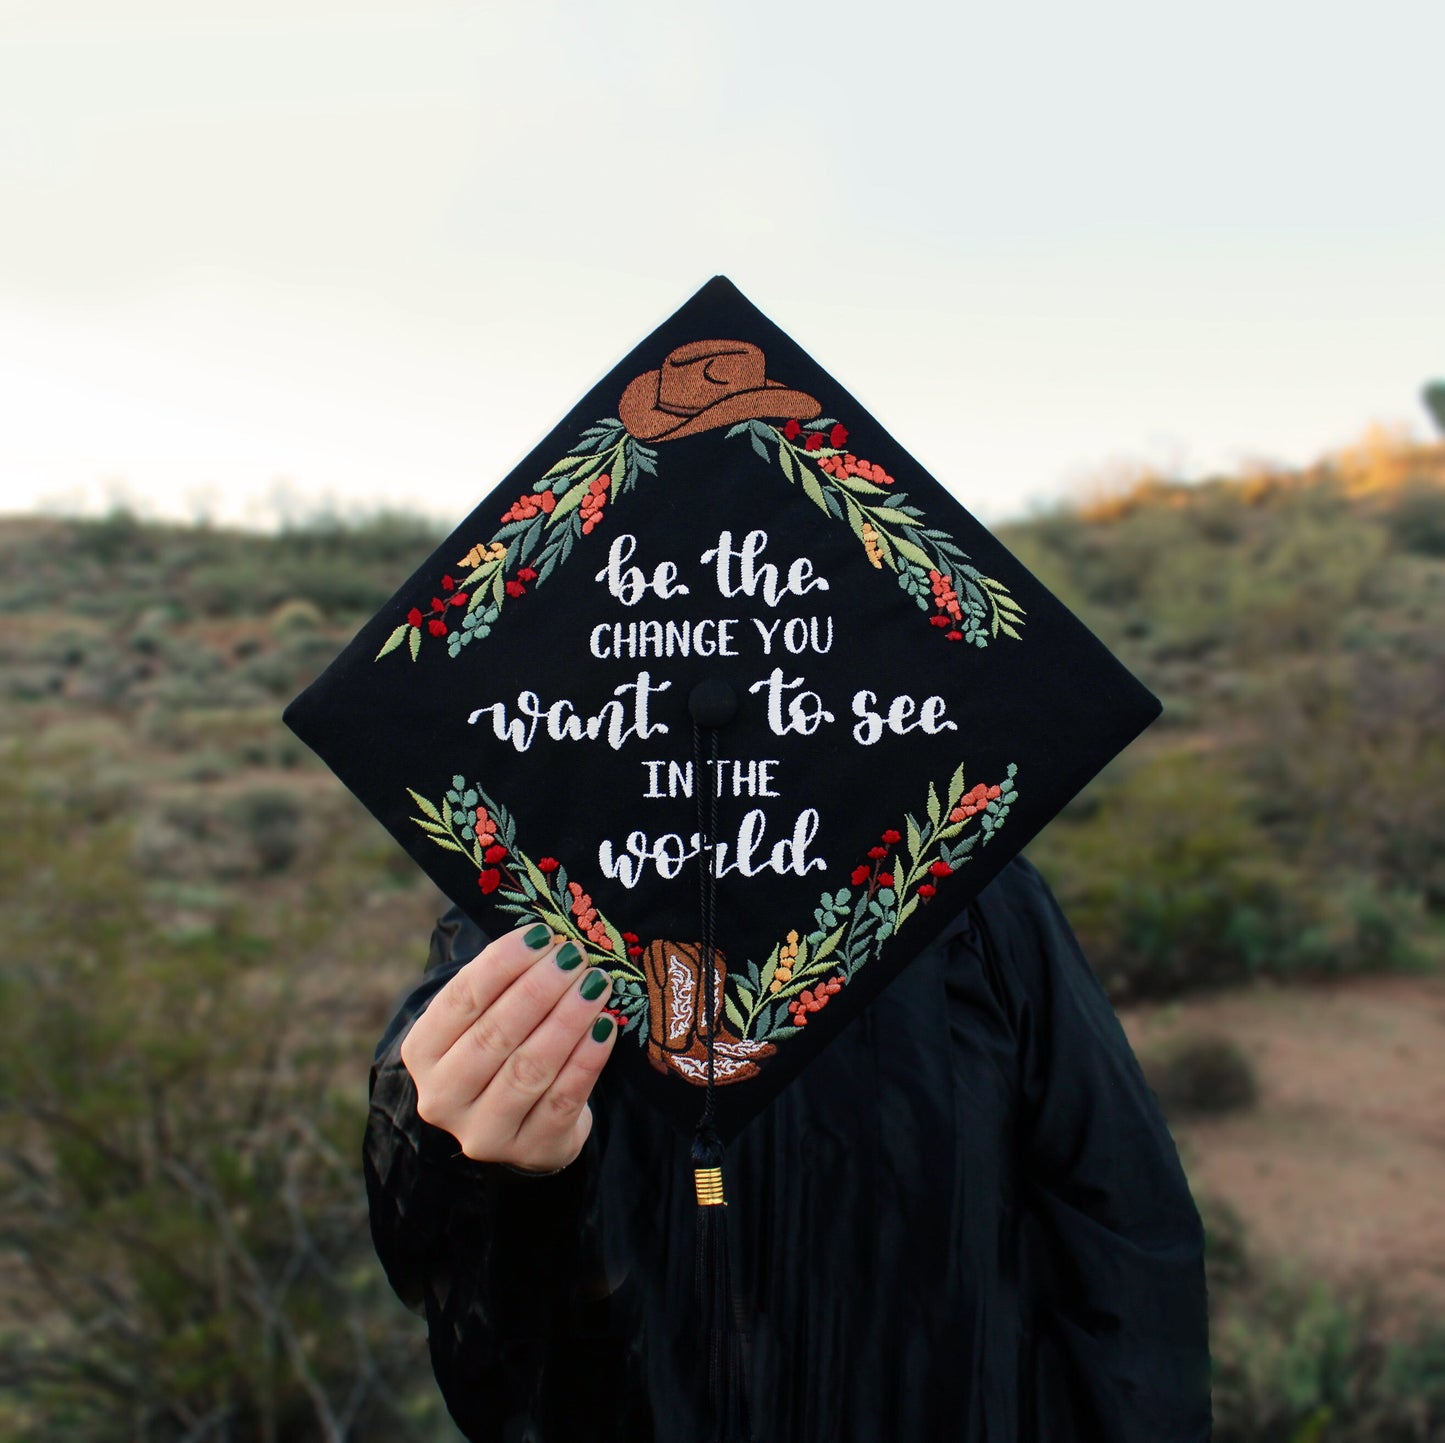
391,341,1027,1085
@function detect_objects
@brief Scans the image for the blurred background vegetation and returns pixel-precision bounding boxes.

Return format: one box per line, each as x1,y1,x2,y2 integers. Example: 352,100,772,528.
2,428,1443,1440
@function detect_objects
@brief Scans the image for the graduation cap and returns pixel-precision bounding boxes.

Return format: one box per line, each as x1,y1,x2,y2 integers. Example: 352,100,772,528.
284,276,1160,1439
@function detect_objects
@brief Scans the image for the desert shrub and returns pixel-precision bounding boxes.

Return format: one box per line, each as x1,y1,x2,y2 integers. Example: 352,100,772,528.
1144,1032,1260,1118
1384,477,1445,556
0,772,445,1441
1028,751,1324,997
1210,1265,1445,1442
231,786,306,875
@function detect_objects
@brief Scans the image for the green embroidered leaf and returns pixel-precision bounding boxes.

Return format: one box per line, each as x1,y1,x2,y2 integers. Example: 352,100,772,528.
812,920,848,964
407,625,422,661
831,473,889,497
376,623,408,659
541,451,583,479
896,896,919,929
410,817,452,838
891,533,935,570
725,994,748,1034
994,591,1025,614
570,450,609,482
800,468,830,515
905,813,922,867
425,835,468,856
998,620,1023,641
549,479,590,523
750,429,770,461
948,761,966,808
778,442,796,482
843,496,868,546
520,851,555,899
926,781,941,830
867,505,917,526
725,422,751,439
758,942,780,995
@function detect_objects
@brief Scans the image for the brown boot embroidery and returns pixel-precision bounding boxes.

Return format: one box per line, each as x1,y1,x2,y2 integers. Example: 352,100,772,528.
643,939,777,1085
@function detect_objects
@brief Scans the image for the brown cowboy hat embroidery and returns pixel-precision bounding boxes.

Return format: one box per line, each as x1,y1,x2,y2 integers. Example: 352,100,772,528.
643,939,777,1084
618,339,821,443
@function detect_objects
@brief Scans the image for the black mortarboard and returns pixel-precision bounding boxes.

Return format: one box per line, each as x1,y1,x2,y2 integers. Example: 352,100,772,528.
284,276,1160,1439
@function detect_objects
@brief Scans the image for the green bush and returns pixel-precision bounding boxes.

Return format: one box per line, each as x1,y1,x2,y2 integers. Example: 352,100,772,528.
1385,477,1445,556
0,772,446,1441
1144,1032,1260,1118
231,786,306,875
1028,752,1326,997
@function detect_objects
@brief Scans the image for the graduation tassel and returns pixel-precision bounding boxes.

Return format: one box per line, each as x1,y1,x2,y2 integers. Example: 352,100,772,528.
689,685,753,1443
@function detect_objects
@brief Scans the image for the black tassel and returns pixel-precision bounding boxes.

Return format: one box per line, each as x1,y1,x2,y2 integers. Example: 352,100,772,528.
688,689,753,1443
692,1119,752,1443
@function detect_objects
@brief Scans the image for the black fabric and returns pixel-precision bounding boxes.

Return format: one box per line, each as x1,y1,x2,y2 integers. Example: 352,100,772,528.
364,857,1213,1443
292,275,1163,1145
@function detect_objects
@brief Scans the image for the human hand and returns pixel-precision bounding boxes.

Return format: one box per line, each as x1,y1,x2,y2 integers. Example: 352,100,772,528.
400,923,618,1175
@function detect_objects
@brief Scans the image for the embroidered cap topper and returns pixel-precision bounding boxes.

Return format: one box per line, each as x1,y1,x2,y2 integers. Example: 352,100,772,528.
284,277,1160,1146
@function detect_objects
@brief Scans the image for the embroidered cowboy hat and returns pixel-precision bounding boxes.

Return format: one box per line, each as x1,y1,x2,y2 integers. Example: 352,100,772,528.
617,338,822,442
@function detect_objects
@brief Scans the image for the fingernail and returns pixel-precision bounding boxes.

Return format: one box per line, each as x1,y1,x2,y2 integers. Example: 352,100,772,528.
580,968,610,1001
591,1014,615,1043
555,941,584,971
524,923,551,949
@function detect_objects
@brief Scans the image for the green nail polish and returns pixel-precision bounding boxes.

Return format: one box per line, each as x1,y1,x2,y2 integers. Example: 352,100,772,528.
525,923,551,949
580,968,610,1001
555,941,583,971
591,1014,615,1043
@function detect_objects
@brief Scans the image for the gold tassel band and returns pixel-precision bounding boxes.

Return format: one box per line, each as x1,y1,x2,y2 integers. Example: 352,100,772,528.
695,1166,726,1206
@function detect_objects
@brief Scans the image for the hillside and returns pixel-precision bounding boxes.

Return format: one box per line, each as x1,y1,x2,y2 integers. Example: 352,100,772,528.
2,434,1443,1439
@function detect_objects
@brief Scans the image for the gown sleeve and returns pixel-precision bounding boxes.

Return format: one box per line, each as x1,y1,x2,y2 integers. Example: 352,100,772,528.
995,858,1214,1442
362,907,640,1443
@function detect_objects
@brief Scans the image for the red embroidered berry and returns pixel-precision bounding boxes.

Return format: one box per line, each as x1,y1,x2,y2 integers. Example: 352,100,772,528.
621,931,639,943
783,418,802,441
478,869,502,894
917,883,937,899
929,615,952,629
866,846,887,861
851,864,871,887
540,490,557,513
987,785,1002,800
505,580,526,598
517,567,538,582
442,574,455,591
483,843,508,864
626,946,643,959
427,618,448,637
929,861,953,878
431,597,445,612
881,829,902,845
407,606,423,628
829,423,848,449
804,431,824,451
538,857,560,873
945,630,964,642
449,592,468,606
878,872,894,887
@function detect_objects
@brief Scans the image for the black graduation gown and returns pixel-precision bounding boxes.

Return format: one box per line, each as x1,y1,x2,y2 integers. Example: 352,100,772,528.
364,855,1214,1443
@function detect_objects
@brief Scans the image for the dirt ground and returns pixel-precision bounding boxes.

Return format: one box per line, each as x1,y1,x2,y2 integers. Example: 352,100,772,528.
1119,972,1445,1334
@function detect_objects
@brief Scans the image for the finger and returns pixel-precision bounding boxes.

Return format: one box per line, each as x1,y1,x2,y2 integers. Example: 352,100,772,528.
426,937,595,1112
454,965,616,1161
508,986,620,1157
402,922,558,1070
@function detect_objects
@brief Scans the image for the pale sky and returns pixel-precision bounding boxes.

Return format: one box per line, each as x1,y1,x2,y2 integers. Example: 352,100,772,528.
1,0,1441,529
